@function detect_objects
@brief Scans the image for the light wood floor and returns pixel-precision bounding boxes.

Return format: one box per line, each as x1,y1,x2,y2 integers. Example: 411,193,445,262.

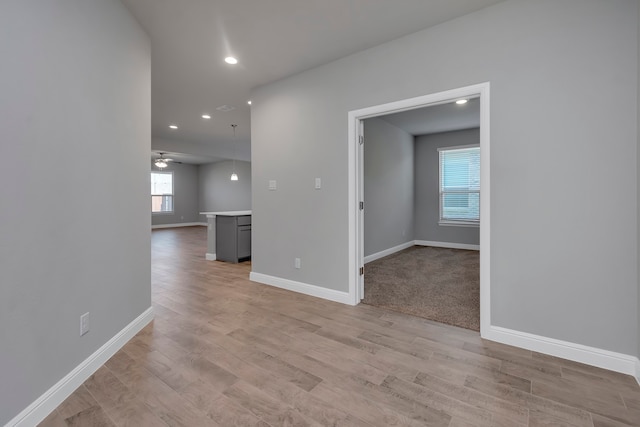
40,227,640,426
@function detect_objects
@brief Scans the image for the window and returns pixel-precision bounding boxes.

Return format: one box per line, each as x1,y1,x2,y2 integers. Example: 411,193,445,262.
439,145,480,225
151,171,173,213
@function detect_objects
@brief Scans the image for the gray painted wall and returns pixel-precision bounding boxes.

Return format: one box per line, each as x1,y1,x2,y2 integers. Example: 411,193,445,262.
637,1,640,361
0,0,150,424
363,118,414,257
199,160,252,220
414,129,480,245
152,163,201,226
251,0,638,355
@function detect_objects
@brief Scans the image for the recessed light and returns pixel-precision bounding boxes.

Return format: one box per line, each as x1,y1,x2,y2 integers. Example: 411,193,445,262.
202,114,211,119
455,99,468,105
169,125,178,129
225,56,238,65
247,100,252,105
216,105,235,112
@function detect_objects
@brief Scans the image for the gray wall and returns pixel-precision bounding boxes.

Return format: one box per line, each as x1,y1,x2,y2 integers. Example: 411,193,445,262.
0,0,151,424
363,117,414,257
638,1,640,361
199,160,252,219
414,129,480,245
152,163,200,226
251,0,638,355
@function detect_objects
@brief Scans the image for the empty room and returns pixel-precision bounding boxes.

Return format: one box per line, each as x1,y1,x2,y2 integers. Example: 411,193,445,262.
362,99,482,332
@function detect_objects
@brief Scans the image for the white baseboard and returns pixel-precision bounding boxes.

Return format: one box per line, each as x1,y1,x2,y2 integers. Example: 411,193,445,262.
415,240,479,251
364,241,414,264
151,222,206,229
484,325,640,384
205,253,216,261
250,272,353,305
7,307,154,427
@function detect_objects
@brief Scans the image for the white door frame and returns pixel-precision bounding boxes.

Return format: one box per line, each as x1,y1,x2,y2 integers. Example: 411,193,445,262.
347,82,491,337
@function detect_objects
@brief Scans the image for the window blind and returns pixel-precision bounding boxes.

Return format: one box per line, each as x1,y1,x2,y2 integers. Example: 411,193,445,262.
439,145,480,223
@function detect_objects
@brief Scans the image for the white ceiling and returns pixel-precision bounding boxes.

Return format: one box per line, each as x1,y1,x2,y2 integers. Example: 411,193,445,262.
378,97,480,136
120,0,504,163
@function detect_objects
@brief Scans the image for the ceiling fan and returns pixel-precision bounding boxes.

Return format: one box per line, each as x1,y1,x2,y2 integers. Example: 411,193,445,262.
153,152,181,169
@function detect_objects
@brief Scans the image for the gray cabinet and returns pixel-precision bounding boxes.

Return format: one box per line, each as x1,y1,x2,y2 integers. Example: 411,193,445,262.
216,215,251,263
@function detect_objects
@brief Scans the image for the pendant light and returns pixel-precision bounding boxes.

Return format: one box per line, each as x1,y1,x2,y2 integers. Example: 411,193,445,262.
230,124,238,181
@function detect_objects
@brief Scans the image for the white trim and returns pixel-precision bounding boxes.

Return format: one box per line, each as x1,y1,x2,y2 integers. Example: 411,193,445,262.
414,240,480,251
200,210,252,217
347,82,491,337
437,144,479,152
478,83,491,338
364,241,415,264
485,326,640,381
250,272,353,306
348,112,359,305
635,358,640,386
205,253,217,261
6,307,154,427
438,220,480,227
151,222,206,229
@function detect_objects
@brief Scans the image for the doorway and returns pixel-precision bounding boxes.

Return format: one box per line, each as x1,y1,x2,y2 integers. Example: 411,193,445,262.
347,82,490,337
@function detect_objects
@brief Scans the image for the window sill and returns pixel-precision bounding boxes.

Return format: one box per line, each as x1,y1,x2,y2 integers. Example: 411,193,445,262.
152,211,175,215
439,220,479,228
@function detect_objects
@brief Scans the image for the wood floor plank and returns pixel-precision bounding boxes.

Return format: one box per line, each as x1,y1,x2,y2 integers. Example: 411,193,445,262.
205,394,272,427
429,352,531,391
55,385,100,421
223,380,319,427
310,380,437,427
528,409,585,427
414,371,529,425
464,375,594,426
381,374,504,427
531,378,632,425
83,366,167,427
310,336,419,382
38,410,68,427
241,349,323,392
63,405,116,427
305,347,388,385
127,368,219,427
591,413,637,427
38,227,640,427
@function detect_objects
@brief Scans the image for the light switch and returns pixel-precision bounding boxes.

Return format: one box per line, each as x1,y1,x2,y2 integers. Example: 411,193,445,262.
315,178,321,189
269,180,277,190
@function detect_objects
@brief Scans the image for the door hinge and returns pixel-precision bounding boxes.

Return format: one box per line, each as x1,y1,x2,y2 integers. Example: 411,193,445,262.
359,266,364,276
359,201,364,210
359,135,364,145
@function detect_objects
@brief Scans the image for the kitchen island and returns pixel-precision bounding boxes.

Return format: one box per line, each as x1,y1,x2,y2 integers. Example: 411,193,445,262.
200,211,252,262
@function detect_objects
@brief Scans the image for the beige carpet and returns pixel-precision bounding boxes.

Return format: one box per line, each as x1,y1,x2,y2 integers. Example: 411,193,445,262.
362,245,480,331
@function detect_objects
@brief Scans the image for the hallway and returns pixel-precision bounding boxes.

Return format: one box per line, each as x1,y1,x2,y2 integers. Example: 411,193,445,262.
40,227,640,426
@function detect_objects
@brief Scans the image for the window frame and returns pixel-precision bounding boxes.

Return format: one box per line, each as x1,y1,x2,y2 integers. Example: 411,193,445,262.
438,144,480,227
151,171,174,215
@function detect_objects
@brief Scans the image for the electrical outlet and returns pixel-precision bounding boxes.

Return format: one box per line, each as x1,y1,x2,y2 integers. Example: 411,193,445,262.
294,258,301,269
80,312,90,336
315,178,321,189
269,180,277,190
